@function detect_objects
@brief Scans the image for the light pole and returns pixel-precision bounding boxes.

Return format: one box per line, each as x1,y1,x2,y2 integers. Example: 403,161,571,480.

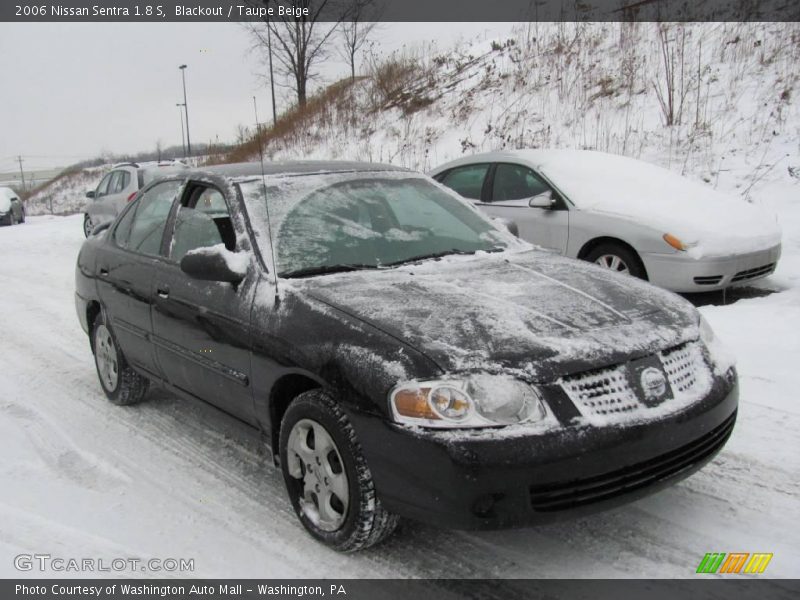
176,103,186,158
178,64,191,157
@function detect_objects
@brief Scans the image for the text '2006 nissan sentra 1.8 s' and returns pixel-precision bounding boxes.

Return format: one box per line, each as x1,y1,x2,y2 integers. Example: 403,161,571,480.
74,161,738,551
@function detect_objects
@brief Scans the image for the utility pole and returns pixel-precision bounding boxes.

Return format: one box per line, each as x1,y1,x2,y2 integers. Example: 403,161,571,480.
267,12,277,125
176,103,187,158
179,64,192,157
17,156,26,192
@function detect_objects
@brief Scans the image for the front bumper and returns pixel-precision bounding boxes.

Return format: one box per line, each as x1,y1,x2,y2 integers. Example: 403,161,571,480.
350,371,737,530
642,244,781,292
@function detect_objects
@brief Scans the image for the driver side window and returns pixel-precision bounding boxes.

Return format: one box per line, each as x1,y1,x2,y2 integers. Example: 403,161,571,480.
169,185,235,263
115,180,181,255
491,163,551,202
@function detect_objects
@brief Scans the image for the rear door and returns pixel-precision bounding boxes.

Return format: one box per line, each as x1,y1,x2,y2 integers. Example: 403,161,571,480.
88,172,115,223
151,181,257,425
95,178,184,378
482,162,570,254
106,169,135,218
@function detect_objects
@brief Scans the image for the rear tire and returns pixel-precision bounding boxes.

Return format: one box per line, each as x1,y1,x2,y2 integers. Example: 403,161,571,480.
91,313,149,406
584,242,647,280
279,390,399,552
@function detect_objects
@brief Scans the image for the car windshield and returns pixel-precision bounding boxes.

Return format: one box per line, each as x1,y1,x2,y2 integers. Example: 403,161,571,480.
239,171,517,277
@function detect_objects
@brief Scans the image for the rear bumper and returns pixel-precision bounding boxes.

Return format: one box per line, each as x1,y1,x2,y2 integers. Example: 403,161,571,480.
350,371,738,530
642,244,781,292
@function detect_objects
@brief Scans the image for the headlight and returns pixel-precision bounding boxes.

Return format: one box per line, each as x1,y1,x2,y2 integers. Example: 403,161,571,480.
390,375,547,428
699,314,716,346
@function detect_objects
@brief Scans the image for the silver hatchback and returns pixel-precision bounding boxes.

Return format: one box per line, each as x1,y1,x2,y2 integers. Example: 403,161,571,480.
83,162,188,237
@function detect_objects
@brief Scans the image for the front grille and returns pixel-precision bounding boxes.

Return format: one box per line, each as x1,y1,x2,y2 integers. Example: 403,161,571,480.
529,411,736,511
560,365,640,417
661,342,704,393
694,275,723,285
731,263,775,283
560,342,711,420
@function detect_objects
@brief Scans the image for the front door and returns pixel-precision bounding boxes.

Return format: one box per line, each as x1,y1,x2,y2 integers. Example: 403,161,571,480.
151,182,257,425
480,162,570,254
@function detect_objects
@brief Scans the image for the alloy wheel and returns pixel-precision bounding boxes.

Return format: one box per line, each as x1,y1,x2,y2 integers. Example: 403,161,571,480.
94,324,119,392
595,254,630,274
286,418,349,531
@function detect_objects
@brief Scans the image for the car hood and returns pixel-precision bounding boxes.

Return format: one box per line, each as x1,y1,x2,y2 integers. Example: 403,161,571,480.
297,249,700,382
0,196,11,213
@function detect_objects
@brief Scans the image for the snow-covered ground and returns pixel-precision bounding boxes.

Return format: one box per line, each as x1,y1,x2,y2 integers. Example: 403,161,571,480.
0,170,798,578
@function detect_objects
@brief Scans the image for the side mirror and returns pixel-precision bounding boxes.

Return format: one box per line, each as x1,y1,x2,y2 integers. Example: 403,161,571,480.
529,191,555,209
180,246,246,284
86,190,96,199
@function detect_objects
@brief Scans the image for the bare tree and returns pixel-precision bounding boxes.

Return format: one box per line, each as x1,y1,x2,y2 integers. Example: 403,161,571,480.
338,0,379,80
246,1,346,108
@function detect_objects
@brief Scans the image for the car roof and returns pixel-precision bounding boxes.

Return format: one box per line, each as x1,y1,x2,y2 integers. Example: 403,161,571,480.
192,160,409,182
430,149,601,175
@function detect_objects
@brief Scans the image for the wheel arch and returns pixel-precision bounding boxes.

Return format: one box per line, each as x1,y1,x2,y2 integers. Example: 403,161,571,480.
268,373,322,462
577,236,649,279
86,301,102,350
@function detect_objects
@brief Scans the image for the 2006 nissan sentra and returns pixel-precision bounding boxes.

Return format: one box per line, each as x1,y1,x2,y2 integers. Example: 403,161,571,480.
75,161,738,551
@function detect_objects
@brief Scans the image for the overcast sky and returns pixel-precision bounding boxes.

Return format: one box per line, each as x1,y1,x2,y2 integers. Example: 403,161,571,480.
0,22,514,174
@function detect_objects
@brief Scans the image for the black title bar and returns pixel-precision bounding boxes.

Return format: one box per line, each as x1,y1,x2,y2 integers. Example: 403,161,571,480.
4,0,800,22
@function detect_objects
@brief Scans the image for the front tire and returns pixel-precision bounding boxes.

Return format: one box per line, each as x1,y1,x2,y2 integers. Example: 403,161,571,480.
279,390,399,552
91,313,149,406
585,242,647,280
83,214,93,237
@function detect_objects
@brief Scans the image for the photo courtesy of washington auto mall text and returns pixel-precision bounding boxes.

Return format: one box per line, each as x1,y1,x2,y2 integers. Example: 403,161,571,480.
1,0,799,599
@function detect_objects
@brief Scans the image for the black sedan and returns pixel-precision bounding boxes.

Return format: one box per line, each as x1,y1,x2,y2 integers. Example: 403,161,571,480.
75,161,738,551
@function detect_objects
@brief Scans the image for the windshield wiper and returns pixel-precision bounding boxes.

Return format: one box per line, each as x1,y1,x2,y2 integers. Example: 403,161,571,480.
281,263,379,279
385,246,504,267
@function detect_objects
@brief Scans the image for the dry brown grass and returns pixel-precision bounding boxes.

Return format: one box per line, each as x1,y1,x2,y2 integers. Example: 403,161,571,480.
210,77,365,165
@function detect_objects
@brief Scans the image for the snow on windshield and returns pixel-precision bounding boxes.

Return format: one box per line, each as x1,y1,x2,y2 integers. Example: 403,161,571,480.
239,171,518,276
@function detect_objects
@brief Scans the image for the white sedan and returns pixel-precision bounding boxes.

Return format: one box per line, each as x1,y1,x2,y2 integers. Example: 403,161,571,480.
430,150,782,292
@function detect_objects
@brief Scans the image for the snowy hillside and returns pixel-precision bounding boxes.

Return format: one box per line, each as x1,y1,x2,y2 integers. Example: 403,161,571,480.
24,167,102,216
228,22,799,204
24,23,799,216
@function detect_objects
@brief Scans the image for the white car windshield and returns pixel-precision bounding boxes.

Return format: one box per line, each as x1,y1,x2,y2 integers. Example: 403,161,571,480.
239,171,517,277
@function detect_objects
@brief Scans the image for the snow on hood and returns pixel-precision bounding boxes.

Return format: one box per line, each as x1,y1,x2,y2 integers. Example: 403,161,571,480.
522,150,782,258
292,248,700,382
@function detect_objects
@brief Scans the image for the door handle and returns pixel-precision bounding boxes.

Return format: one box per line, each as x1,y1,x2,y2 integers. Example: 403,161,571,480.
156,286,170,299
99,267,109,277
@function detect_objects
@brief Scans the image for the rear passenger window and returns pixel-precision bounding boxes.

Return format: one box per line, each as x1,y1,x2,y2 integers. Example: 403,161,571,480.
440,164,490,200
113,171,130,193
116,180,181,255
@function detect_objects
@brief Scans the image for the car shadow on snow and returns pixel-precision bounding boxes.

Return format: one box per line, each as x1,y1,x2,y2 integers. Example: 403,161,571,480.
681,284,778,307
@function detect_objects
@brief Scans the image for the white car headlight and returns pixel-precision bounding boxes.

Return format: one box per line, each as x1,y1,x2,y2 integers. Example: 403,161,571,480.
390,375,547,428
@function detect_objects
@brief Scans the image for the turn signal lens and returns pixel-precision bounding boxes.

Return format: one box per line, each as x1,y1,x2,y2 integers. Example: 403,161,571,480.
663,233,687,251
393,388,439,420
127,192,138,202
